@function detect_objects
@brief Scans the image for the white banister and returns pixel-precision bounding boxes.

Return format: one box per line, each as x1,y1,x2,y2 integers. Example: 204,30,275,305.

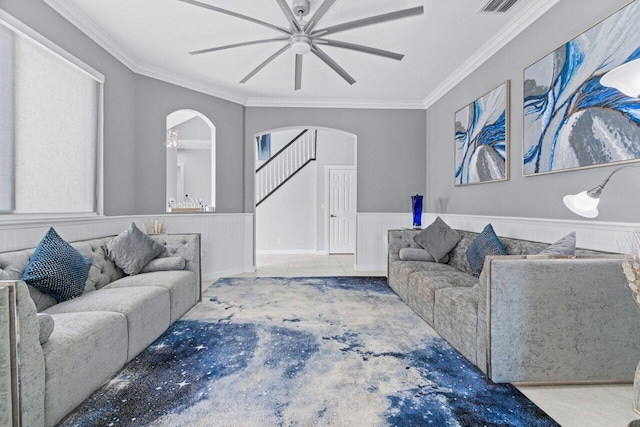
256,130,317,206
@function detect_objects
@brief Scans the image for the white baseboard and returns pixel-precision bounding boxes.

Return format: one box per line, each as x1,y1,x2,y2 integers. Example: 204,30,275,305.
354,264,387,273
257,249,320,255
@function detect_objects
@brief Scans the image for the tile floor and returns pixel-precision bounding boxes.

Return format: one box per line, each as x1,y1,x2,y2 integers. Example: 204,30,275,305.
224,254,638,426
233,253,386,277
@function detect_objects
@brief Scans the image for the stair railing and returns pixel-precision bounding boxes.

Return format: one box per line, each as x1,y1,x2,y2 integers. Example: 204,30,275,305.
256,129,317,206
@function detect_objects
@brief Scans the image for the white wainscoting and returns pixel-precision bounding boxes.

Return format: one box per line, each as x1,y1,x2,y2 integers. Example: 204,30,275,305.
0,213,255,280
354,213,640,272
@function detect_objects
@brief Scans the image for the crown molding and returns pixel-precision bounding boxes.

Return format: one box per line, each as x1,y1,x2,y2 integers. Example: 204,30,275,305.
42,0,140,71
134,63,249,105
43,0,560,110
422,0,561,109
42,0,249,105
244,97,426,109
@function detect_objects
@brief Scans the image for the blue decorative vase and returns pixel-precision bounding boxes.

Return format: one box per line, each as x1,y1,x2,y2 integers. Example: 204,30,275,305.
411,195,423,228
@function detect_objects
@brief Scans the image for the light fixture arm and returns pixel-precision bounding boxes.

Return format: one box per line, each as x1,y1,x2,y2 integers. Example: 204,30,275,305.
586,165,640,198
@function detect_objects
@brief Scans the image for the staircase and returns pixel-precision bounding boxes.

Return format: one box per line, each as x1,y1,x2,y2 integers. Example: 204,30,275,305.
256,129,317,206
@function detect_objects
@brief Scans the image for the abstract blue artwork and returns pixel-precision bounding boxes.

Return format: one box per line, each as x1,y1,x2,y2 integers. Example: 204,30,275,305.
523,0,640,175
256,133,271,161
455,82,509,185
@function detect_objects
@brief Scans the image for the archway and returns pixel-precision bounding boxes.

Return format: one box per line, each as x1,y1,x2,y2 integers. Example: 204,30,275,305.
166,110,216,212
253,126,357,257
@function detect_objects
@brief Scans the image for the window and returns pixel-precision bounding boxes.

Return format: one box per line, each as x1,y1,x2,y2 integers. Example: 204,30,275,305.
0,12,103,216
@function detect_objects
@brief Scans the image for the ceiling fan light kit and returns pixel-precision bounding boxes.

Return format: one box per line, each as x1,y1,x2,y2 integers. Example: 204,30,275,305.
290,34,312,55
178,0,424,90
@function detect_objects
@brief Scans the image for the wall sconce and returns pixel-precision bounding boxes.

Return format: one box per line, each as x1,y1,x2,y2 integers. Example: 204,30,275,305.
563,166,639,218
600,58,640,98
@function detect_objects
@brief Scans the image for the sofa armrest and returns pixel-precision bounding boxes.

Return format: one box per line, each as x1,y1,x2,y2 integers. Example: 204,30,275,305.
149,234,202,302
0,280,45,426
0,283,17,426
387,229,422,265
477,255,640,384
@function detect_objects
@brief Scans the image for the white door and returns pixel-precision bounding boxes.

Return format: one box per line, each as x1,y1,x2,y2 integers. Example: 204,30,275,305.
329,168,356,254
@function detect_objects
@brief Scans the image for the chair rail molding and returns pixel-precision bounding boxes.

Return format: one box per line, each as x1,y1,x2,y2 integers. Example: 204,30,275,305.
355,212,640,272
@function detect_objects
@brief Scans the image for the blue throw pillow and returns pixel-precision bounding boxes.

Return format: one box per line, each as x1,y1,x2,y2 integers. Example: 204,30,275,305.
466,224,507,278
22,228,92,302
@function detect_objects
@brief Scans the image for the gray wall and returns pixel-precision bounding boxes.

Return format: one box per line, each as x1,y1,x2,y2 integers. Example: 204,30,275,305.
426,0,637,222
1,0,245,215
3,1,428,218
132,75,244,214
245,108,426,213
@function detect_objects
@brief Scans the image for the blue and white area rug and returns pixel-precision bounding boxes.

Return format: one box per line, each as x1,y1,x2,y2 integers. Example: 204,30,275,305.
61,277,558,426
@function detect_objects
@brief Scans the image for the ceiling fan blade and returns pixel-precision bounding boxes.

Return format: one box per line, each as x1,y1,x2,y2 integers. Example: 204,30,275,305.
240,45,291,84
295,54,303,90
314,39,404,61
177,0,291,35
189,37,289,55
311,45,355,85
274,0,301,32
304,0,338,33
311,6,424,37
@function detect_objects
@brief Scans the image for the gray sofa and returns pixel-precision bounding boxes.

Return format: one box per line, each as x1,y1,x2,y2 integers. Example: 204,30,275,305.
0,233,201,427
388,228,640,384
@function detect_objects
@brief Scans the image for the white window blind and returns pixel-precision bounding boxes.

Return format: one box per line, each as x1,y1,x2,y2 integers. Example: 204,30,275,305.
0,15,102,215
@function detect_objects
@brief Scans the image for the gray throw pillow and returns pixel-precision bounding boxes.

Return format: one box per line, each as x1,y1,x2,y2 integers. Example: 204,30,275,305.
140,256,186,273
414,217,461,262
37,313,55,344
399,248,449,263
105,223,164,275
538,232,576,256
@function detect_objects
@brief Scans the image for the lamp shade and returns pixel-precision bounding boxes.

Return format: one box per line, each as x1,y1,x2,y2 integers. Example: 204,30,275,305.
563,191,600,218
600,58,640,98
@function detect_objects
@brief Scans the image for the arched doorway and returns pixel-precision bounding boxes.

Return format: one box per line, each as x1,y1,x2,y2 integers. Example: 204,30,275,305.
166,110,216,212
253,126,357,255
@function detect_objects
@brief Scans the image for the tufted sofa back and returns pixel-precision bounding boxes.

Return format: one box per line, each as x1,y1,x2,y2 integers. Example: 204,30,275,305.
0,233,201,312
0,236,125,312
389,228,606,277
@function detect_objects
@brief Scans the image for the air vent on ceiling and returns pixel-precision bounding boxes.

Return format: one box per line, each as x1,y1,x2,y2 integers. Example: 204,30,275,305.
481,0,519,13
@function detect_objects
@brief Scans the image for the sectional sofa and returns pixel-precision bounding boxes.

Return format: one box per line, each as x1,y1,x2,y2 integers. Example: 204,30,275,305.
388,228,640,384
0,233,201,427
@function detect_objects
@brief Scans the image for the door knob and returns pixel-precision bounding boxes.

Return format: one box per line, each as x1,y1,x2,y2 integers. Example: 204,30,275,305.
330,214,337,218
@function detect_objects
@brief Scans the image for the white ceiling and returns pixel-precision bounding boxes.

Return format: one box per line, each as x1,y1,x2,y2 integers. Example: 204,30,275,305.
43,0,560,108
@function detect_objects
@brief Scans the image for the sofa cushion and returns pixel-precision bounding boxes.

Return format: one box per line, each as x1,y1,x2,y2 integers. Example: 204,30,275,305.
399,248,449,263
466,224,507,277
539,232,576,256
140,256,186,273
434,286,478,364
37,313,55,344
414,217,461,262
22,228,92,302
104,270,197,324
405,269,478,325
105,223,164,275
44,286,170,361
42,311,128,426
389,261,455,296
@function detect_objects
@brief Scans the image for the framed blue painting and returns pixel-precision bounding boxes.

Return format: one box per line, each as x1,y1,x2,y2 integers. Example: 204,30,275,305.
523,0,640,176
455,81,509,186
256,133,271,161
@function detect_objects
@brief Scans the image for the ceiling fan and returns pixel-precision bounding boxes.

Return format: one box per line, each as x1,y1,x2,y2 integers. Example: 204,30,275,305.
177,0,424,90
